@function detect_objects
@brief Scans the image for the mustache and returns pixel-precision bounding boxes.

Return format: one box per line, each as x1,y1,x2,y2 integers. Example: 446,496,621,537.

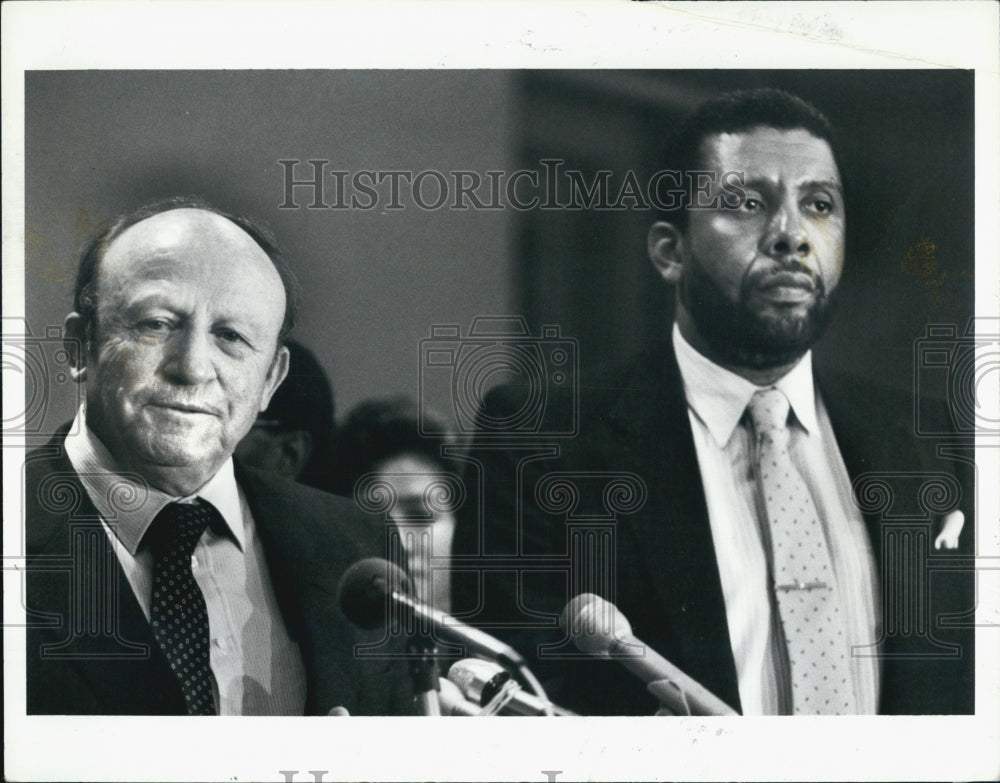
744,262,826,297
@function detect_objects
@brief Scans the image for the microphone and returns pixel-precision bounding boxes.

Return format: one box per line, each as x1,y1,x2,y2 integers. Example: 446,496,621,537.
559,593,738,716
448,658,575,716
437,676,481,716
337,558,526,670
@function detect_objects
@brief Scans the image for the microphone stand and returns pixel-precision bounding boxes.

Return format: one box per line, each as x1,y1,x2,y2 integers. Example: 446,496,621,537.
407,633,441,716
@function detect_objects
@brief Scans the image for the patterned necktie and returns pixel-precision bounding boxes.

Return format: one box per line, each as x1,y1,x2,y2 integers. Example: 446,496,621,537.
747,388,856,715
146,500,217,715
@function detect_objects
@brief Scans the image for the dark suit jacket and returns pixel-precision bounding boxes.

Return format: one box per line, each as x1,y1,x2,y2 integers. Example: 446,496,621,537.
24,434,413,716
453,339,975,715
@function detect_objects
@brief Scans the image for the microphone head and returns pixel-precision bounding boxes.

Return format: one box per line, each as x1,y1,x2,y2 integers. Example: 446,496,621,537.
447,658,510,705
558,593,633,657
438,677,479,716
337,557,412,629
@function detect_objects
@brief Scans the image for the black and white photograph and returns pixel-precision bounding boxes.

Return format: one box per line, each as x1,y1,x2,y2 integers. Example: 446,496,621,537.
3,3,998,781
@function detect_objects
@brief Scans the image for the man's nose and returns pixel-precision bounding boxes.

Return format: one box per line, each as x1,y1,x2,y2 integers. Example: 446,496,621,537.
161,329,216,384
763,205,810,262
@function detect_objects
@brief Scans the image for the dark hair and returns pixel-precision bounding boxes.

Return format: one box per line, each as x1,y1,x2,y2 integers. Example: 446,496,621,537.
331,396,456,496
73,195,299,345
662,88,842,231
256,340,336,487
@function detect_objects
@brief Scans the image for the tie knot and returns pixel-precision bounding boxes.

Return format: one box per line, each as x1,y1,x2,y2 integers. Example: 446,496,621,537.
146,500,214,558
748,387,790,435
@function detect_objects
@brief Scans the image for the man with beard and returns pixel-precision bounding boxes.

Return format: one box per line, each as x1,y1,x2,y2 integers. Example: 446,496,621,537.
452,89,974,716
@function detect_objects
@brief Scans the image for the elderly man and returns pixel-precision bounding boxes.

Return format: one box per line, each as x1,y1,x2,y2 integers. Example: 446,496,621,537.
25,197,408,715
454,89,974,716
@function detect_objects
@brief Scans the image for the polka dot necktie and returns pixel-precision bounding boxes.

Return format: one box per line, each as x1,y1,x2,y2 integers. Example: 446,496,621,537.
748,388,856,715
146,500,217,716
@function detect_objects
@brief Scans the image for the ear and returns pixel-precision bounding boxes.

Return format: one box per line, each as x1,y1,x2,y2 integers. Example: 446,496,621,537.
647,221,685,284
259,344,290,412
63,312,89,382
276,430,313,479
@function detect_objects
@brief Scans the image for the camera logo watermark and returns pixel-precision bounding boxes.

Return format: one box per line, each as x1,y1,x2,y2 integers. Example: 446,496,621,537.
913,318,999,437
2,318,82,446
419,317,578,439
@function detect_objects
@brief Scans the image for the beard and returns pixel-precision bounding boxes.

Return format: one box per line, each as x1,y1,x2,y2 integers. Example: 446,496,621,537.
680,256,837,370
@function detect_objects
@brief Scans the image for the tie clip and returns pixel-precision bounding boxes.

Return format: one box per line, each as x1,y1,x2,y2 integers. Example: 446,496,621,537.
775,579,829,593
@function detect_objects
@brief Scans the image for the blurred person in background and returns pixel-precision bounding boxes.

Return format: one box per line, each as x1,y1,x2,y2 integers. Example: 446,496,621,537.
333,397,459,613
234,340,337,492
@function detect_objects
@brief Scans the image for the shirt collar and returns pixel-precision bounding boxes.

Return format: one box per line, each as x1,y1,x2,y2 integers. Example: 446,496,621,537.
64,405,246,555
672,323,819,447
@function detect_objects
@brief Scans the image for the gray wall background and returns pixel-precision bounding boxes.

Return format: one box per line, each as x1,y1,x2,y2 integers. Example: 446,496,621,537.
25,70,515,432
24,70,974,438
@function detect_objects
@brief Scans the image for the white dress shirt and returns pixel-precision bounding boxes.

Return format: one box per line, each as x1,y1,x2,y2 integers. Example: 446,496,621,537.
672,325,881,714
64,406,306,715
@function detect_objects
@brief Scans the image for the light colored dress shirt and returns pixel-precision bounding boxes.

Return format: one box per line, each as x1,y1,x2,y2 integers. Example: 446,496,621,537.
64,406,306,715
672,324,881,715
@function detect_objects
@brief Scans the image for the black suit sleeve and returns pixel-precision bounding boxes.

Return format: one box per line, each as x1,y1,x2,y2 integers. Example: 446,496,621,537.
238,468,417,716
452,382,661,715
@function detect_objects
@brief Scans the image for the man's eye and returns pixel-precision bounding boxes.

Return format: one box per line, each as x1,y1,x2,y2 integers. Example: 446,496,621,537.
216,329,247,345
137,319,170,333
741,197,764,212
807,199,834,214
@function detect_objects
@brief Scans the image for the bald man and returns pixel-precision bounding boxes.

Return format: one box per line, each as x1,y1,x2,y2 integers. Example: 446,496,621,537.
25,197,410,716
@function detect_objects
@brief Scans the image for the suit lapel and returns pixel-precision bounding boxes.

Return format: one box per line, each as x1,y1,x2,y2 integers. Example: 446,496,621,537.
234,465,305,637
601,341,741,712
237,466,396,716
26,445,183,714
815,371,904,567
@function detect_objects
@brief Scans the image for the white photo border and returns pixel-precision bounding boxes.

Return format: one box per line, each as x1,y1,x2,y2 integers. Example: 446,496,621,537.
3,2,998,781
